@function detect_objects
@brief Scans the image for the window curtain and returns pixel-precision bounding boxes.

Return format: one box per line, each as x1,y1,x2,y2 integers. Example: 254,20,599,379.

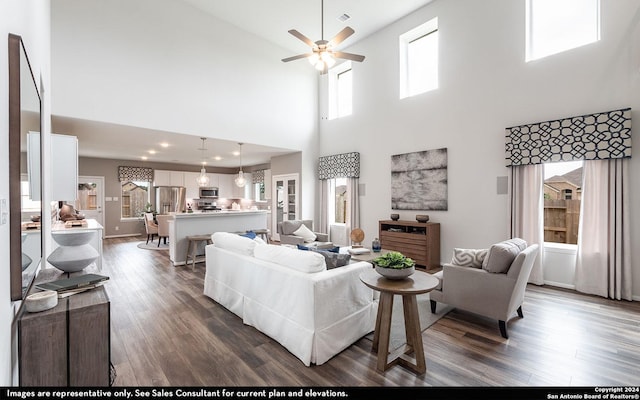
318,179,329,235
575,159,631,300
345,178,360,240
510,164,545,285
317,152,360,239
118,166,153,182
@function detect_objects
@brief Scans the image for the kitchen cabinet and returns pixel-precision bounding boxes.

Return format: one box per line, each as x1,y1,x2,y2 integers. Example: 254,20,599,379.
217,174,233,198
153,170,171,186
183,172,200,200
51,134,78,202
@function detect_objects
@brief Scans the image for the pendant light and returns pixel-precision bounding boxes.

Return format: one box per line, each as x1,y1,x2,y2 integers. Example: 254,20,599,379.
196,137,210,187
234,142,246,188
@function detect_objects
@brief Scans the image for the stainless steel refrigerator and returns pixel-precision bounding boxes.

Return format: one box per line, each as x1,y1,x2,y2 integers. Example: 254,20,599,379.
154,186,186,214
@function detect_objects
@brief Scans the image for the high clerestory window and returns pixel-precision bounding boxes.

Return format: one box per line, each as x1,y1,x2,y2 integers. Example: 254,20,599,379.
399,17,438,99
328,61,352,120
526,0,600,62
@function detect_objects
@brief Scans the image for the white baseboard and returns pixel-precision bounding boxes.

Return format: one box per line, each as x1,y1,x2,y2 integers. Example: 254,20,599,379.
104,233,142,239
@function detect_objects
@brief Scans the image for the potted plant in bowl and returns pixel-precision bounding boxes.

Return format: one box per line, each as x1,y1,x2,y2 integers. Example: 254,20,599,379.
371,251,416,280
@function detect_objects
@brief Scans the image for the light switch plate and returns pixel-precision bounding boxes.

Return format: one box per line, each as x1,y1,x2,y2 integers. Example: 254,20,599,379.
0,198,7,225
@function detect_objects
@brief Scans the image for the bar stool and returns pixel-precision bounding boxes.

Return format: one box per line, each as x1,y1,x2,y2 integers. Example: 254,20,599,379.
185,234,213,271
253,229,270,243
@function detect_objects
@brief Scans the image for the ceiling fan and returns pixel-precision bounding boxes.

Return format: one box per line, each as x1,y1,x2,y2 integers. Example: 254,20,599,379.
282,0,365,74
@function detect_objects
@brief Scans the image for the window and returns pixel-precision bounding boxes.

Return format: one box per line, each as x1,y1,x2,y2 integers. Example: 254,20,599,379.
327,177,348,224
526,0,600,62
253,182,266,201
400,17,438,99
543,160,583,244
20,178,40,212
328,61,352,120
121,181,150,219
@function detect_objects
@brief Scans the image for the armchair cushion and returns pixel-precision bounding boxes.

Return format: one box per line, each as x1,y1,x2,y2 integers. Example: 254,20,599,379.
482,238,527,273
451,248,488,269
292,224,317,243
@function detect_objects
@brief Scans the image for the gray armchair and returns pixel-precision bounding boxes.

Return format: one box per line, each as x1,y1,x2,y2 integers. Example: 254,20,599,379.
430,241,539,339
277,220,329,246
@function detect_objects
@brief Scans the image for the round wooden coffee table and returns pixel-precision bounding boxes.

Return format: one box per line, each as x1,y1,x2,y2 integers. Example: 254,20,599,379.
360,269,439,375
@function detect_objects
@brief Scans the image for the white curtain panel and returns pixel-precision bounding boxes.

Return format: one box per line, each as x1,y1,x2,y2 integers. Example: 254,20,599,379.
510,164,545,285
318,179,329,235
575,159,632,300
345,178,360,240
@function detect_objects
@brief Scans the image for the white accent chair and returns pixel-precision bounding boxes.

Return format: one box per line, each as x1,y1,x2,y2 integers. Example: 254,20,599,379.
430,241,539,339
277,220,329,246
143,212,158,244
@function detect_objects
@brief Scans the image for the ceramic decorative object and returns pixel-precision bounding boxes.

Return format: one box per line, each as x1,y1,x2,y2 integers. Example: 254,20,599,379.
372,238,381,252
416,214,429,223
374,265,415,280
372,251,416,280
390,214,400,221
350,228,365,247
48,231,99,273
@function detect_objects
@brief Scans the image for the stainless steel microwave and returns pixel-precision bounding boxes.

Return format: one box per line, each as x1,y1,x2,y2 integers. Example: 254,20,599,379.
199,187,219,198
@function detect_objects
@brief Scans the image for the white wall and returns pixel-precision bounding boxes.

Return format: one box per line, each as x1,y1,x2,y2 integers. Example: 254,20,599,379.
51,0,320,217
0,0,51,385
319,0,640,299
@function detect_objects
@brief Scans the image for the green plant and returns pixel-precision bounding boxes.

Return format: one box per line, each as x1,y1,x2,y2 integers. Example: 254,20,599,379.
372,251,415,269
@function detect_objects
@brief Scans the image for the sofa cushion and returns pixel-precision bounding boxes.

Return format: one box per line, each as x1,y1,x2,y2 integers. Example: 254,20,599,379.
212,232,257,256
315,251,351,269
292,224,317,243
451,248,488,269
482,240,520,273
254,244,326,273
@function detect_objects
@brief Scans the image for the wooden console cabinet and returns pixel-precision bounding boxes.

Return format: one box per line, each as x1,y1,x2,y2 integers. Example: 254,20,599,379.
379,220,441,270
18,268,111,386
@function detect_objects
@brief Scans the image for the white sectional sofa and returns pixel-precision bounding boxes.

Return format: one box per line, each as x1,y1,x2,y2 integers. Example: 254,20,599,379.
204,232,378,366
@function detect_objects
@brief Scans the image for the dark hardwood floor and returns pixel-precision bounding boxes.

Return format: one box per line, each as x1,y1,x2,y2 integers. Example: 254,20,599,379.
103,236,640,387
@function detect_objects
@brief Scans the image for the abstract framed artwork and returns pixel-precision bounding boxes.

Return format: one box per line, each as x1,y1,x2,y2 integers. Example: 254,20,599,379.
391,148,448,211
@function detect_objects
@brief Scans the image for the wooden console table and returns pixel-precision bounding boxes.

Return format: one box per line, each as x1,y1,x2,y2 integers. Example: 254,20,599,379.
360,269,439,375
379,220,440,269
18,268,111,386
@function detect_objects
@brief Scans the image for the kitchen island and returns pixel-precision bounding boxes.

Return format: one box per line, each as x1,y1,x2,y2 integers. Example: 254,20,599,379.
168,210,268,266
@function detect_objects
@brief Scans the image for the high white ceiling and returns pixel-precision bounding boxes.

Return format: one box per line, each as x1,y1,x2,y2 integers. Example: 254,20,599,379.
55,0,434,168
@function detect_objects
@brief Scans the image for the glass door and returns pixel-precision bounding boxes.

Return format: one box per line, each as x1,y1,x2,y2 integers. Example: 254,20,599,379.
76,176,105,237
271,173,299,241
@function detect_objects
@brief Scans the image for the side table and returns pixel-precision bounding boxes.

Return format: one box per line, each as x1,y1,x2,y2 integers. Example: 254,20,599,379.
359,269,439,374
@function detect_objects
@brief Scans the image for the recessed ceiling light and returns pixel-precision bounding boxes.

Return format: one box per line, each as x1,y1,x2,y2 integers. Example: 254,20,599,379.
232,151,240,156
214,156,222,161
148,150,156,154
159,142,169,148
141,156,148,160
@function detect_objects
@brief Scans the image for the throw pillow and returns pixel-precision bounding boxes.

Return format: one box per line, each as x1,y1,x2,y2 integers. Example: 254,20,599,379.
212,232,257,256
254,244,326,273
506,237,527,251
297,244,310,251
240,230,257,239
450,248,488,269
315,250,351,269
482,241,520,273
292,224,317,243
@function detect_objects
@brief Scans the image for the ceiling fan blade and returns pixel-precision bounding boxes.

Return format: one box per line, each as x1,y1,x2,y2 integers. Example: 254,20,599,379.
334,51,365,62
288,29,316,48
282,53,313,63
328,27,354,47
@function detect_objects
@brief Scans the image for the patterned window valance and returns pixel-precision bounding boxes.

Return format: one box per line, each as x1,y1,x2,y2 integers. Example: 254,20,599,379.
118,166,153,182
318,152,360,180
505,108,631,167
252,169,265,184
